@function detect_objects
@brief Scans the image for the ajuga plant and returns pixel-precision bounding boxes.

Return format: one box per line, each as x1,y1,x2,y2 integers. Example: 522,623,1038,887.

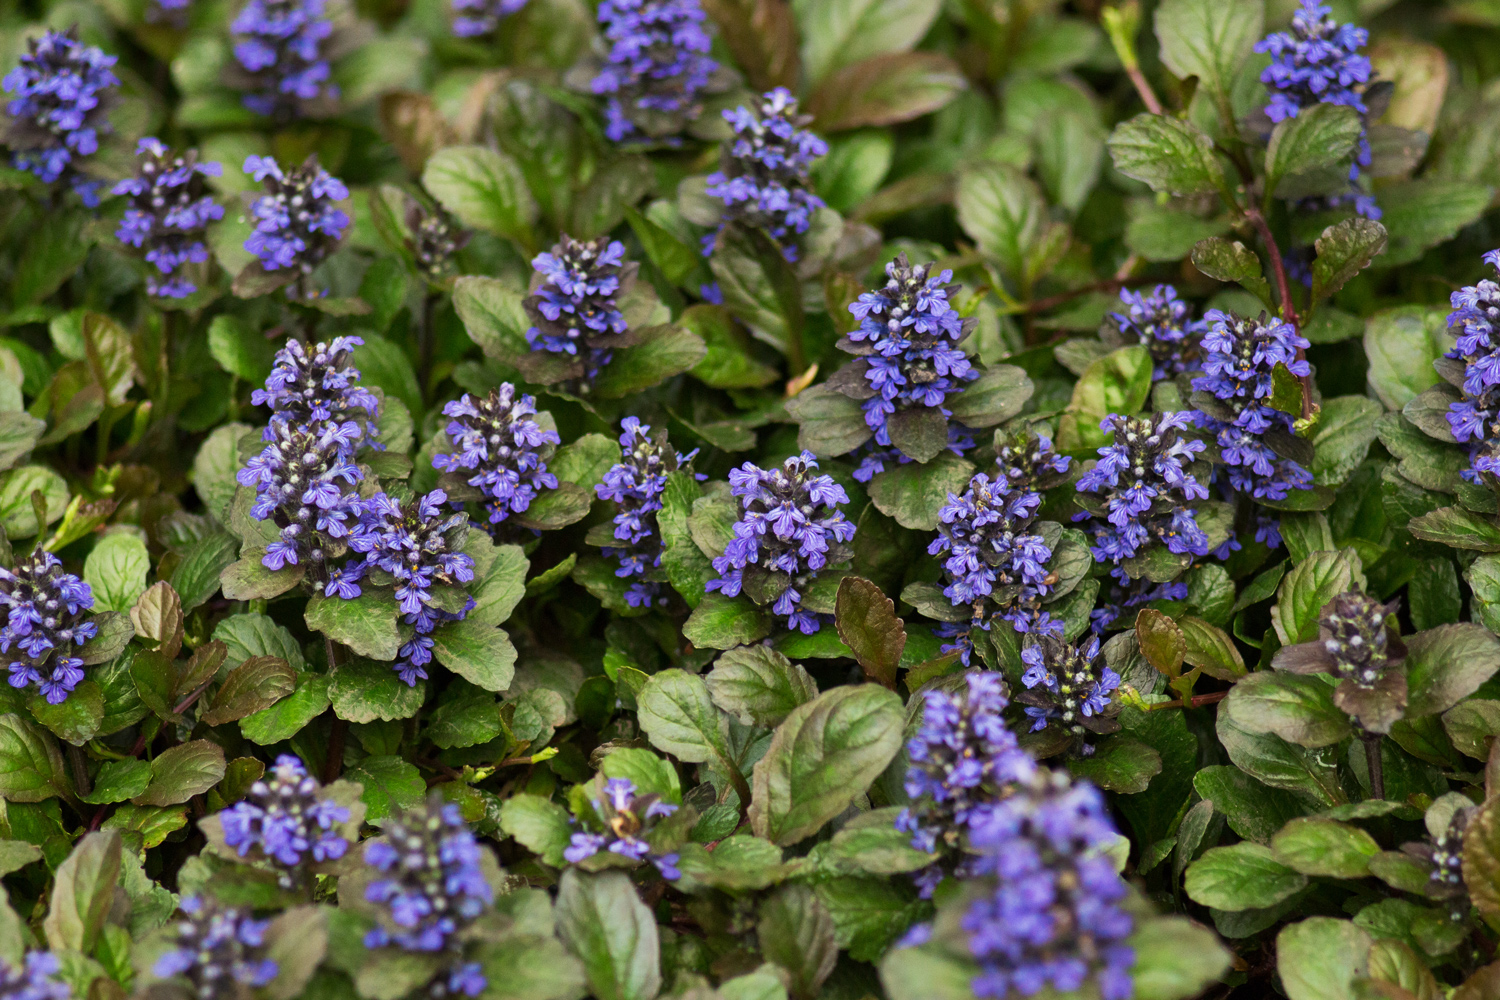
19,3,1500,1000
2,28,117,206
112,139,224,299
590,0,720,143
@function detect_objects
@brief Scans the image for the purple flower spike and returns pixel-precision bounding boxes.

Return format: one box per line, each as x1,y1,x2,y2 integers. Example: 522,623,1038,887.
2,28,118,206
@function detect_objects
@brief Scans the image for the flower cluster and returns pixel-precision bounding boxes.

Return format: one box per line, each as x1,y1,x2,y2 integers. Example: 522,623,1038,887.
929,471,1059,665
591,0,718,143
0,551,97,705
112,139,224,299
363,796,492,996
2,28,118,206
243,155,350,291
895,672,1032,897
433,384,560,535
1444,250,1500,483
349,490,476,686
1075,412,1210,579
1256,1,1377,218
565,777,683,880
219,754,349,887
1273,590,1406,732
840,253,978,480
596,418,698,608
237,336,379,575
962,768,1134,1000
231,0,338,120
1191,310,1315,508
1017,633,1122,753
406,202,470,283
452,0,528,38
707,452,855,633
154,896,278,999
994,429,1073,495
0,951,70,1000
524,236,630,384
1106,285,1204,381
1408,801,1477,924
704,88,827,260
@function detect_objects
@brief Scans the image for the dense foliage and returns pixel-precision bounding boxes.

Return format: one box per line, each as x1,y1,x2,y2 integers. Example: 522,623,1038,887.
8,0,1500,998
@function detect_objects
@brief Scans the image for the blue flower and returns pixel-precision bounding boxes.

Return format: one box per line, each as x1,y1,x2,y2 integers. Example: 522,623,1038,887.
961,769,1134,1000
704,88,827,261
1256,1,1378,218
1075,412,1210,585
363,795,493,981
1109,285,1205,380
237,336,379,577
0,551,97,705
837,253,980,480
348,490,476,686
564,777,683,880
232,0,338,120
1191,309,1314,503
154,896,279,994
452,0,527,37
2,28,118,206
596,418,700,608
0,950,71,1000
433,384,560,536
591,0,718,143
707,451,855,633
928,441,1070,664
1444,250,1500,483
112,138,224,299
242,154,350,293
525,236,630,385
219,754,349,887
894,672,1033,894
1016,633,1122,753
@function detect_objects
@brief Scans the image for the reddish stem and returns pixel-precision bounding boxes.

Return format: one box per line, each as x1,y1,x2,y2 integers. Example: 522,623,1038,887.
1245,208,1313,420
1148,690,1230,712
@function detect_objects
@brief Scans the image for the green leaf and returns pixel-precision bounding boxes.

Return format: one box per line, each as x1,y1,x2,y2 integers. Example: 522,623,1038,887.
352,338,422,428
834,576,905,689
593,325,708,399
1179,616,1246,680
1193,765,1307,843
135,740,226,806
1067,737,1163,793
1276,917,1372,1000
1184,843,1307,911
430,618,517,693
0,712,70,802
1153,0,1263,120
1217,713,1344,805
812,130,895,214
79,759,151,805
207,315,276,383
787,384,873,457
170,530,238,611
813,877,928,964
1130,915,1234,1000
1311,396,1383,487
956,163,1049,284
682,305,780,390
468,544,529,626
329,657,426,724
1410,506,1500,551
28,682,103,745
1373,179,1493,267
345,756,426,825
1265,104,1364,199
796,0,939,85
879,941,980,1000
944,365,1034,429
636,669,749,805
805,52,966,131
498,794,573,867
476,931,588,1000
426,686,502,750
194,423,255,523
555,869,660,1000
624,206,700,287
422,146,538,251
682,593,772,650
0,412,43,473
1125,204,1232,262
1272,548,1362,645
1272,817,1379,877
213,613,305,672
750,684,903,845
1311,217,1388,303
237,673,327,745
867,452,975,531
0,465,67,538
1363,306,1451,411
1189,238,1272,305
757,885,838,1000
1463,795,1500,923
306,591,401,661
1057,345,1153,452
704,645,818,727
710,223,804,360
1403,623,1500,718
42,831,121,953
451,276,531,361
0,840,40,877
1107,113,1227,196
1135,608,1186,675
201,656,296,726
1224,671,1352,748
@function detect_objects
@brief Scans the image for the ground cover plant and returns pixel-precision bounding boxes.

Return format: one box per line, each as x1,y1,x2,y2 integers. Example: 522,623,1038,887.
8,0,1500,997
